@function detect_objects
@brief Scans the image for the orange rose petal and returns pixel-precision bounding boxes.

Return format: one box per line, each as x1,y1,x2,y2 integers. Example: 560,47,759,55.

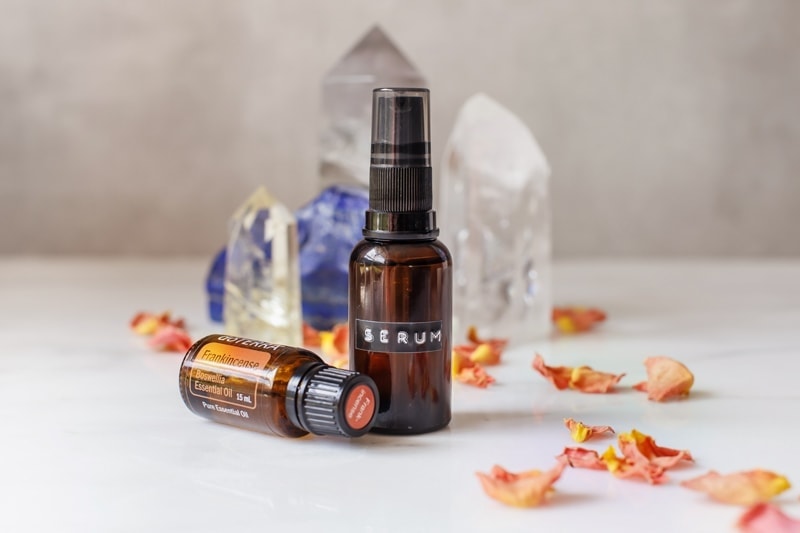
147,325,193,352
319,332,335,356
132,311,155,329
329,355,349,369
737,503,800,533
466,325,497,346
466,326,508,365
633,356,694,401
618,429,693,469
302,322,322,347
560,446,668,484
569,366,625,393
457,364,496,388
469,343,501,365
130,311,152,333
554,316,578,334
452,345,477,376
557,447,607,470
532,354,573,390
319,323,349,360
681,470,791,506
601,445,667,485
532,354,624,393
130,311,184,336
552,307,607,333
476,460,567,508
331,323,348,355
561,431,688,485
563,418,615,443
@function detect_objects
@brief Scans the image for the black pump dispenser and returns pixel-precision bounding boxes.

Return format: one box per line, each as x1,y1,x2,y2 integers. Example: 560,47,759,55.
364,88,438,240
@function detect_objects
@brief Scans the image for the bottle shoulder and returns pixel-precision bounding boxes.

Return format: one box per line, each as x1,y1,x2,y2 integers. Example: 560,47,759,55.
350,238,452,267
272,349,324,368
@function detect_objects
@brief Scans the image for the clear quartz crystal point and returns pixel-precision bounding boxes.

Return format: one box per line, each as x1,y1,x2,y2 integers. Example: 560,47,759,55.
320,25,426,189
224,187,302,346
440,94,552,343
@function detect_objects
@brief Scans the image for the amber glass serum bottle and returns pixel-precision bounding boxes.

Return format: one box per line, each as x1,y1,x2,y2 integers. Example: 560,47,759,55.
179,334,378,438
349,88,453,434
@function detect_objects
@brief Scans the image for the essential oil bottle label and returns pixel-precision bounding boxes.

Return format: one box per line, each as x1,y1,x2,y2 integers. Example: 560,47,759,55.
355,319,443,353
188,342,272,410
344,384,376,430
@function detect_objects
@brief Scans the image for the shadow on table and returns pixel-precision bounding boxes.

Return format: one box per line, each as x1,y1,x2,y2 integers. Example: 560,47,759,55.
548,491,603,507
449,409,538,432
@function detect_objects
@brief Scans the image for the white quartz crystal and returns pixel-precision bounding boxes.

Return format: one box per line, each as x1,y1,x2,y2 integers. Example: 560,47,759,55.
440,94,552,343
320,26,426,189
224,187,302,346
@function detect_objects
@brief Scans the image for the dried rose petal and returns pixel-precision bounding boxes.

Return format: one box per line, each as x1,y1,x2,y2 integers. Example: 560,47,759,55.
130,311,185,336
466,326,508,365
320,323,349,359
320,324,350,368
563,418,614,443
452,345,477,376
469,344,501,366
130,311,152,332
450,327,508,368
681,470,791,506
331,324,348,354
618,429,693,469
147,325,193,352
532,354,572,390
532,354,624,393
737,503,800,533
601,445,667,485
457,364,496,388
329,355,349,370
633,356,694,401
569,366,625,393
452,343,490,367
466,325,506,348
302,322,322,347
476,460,567,508
561,431,687,485
559,445,667,484
557,447,607,470
552,307,607,334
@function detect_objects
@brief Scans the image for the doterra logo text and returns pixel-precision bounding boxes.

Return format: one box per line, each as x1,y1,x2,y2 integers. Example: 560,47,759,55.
355,319,443,353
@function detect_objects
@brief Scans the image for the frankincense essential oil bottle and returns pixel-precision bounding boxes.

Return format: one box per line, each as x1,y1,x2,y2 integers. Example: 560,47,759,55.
179,334,378,438
349,88,453,434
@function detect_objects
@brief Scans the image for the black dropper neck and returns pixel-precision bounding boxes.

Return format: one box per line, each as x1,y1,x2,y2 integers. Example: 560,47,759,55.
285,362,378,438
364,88,438,241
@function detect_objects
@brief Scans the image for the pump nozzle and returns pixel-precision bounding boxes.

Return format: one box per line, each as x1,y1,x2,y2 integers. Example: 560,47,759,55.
371,88,431,168
364,88,438,240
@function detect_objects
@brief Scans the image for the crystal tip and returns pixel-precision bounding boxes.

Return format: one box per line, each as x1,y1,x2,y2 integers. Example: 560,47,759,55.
371,88,431,167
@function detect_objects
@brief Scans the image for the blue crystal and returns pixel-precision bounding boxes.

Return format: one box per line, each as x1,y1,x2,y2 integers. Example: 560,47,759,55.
296,185,368,330
206,248,226,323
205,185,368,329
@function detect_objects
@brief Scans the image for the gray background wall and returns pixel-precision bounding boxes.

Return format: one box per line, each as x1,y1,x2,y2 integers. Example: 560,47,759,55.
1,0,798,257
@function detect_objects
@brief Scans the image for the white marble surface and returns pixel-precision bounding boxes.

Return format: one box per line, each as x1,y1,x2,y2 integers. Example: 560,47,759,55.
2,258,799,532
